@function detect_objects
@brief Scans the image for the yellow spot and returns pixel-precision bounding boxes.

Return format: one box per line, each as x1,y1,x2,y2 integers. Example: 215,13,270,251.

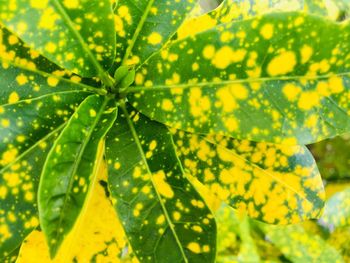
114,162,121,170
8,92,19,104
30,0,48,9
1,119,10,128
187,242,201,254
45,42,57,53
38,7,59,30
282,84,301,101
225,117,238,132
161,99,174,111
8,35,18,45
89,109,97,117
203,45,215,59
173,211,181,221
329,76,344,94
153,170,174,199
260,23,274,39
149,140,157,151
156,215,165,225
301,45,313,64
298,91,320,110
16,74,28,85
212,46,246,69
25,192,34,201
0,186,7,199
147,32,162,45
267,51,297,76
17,135,26,143
47,76,59,87
63,0,79,9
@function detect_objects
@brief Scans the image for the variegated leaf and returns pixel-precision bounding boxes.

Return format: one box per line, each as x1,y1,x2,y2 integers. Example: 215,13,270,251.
106,104,216,263
38,95,117,257
172,130,325,224
0,0,115,80
113,0,198,67
128,12,350,144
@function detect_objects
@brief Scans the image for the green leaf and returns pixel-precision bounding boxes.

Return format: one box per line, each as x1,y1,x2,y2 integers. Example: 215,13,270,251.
260,224,345,263
172,131,325,224
105,104,216,263
2,245,20,263
38,95,117,257
320,188,350,231
128,12,350,144
113,0,198,67
0,0,116,79
311,135,350,180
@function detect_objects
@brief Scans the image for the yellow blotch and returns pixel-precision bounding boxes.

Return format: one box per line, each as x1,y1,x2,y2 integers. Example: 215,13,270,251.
63,0,79,9
0,186,8,199
267,51,297,76
8,92,19,104
30,0,48,9
177,15,217,39
300,45,313,64
153,170,174,199
8,35,18,45
212,46,246,69
225,117,239,132
173,211,181,221
147,32,162,45
298,91,320,110
89,109,97,117
149,140,157,151
45,42,57,53
113,162,121,170
260,23,274,39
47,76,59,87
156,215,165,225
202,45,215,60
1,119,10,128
16,74,28,85
162,99,174,111
187,242,201,254
38,7,59,30
282,83,301,101
328,76,344,94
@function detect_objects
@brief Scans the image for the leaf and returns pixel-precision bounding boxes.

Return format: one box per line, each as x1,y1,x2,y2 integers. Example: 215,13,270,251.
113,0,198,67
260,224,345,263
0,0,116,79
38,95,117,257
105,104,216,263
319,188,350,231
311,135,350,180
171,131,325,224
16,157,128,263
177,0,305,39
128,12,350,144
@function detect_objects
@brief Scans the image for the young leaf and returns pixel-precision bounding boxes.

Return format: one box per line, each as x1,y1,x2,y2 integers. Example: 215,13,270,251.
128,12,350,144
260,224,345,263
172,131,325,224
319,188,350,231
106,104,216,263
38,95,117,257
0,0,116,79
113,0,198,66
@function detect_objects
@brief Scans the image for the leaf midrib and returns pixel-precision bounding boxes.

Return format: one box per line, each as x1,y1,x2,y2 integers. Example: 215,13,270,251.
127,71,350,93
120,103,189,263
44,96,109,254
121,0,155,64
50,0,114,86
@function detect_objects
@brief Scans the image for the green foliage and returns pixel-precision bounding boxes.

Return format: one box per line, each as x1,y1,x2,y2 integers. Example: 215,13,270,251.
0,0,349,262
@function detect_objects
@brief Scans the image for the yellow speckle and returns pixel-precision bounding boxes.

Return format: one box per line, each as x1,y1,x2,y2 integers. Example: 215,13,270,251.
301,45,313,64
45,42,57,53
329,76,344,94
203,45,215,59
16,74,28,86
260,23,274,39
25,192,34,201
63,0,79,9
47,76,59,87
153,170,174,199
149,140,157,151
298,91,320,110
282,84,301,102
147,32,162,45
187,242,201,254
8,35,18,45
30,0,48,9
114,162,121,170
8,92,19,104
89,109,97,117
16,135,26,143
267,51,297,76
161,99,174,111
1,119,10,128
38,7,59,30
156,215,165,225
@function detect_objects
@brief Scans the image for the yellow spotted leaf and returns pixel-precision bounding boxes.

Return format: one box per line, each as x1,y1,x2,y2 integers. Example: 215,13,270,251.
171,131,325,224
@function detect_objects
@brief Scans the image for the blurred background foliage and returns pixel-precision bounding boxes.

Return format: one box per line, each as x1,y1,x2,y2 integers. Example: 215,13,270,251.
8,1,350,263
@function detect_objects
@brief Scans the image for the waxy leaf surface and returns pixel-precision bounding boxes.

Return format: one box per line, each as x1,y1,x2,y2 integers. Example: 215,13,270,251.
0,0,116,77
113,0,198,66
106,104,216,263
172,131,325,224
129,12,350,144
38,95,117,257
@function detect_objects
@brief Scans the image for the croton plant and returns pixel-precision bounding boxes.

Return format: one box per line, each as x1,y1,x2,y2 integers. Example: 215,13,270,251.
0,0,350,262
